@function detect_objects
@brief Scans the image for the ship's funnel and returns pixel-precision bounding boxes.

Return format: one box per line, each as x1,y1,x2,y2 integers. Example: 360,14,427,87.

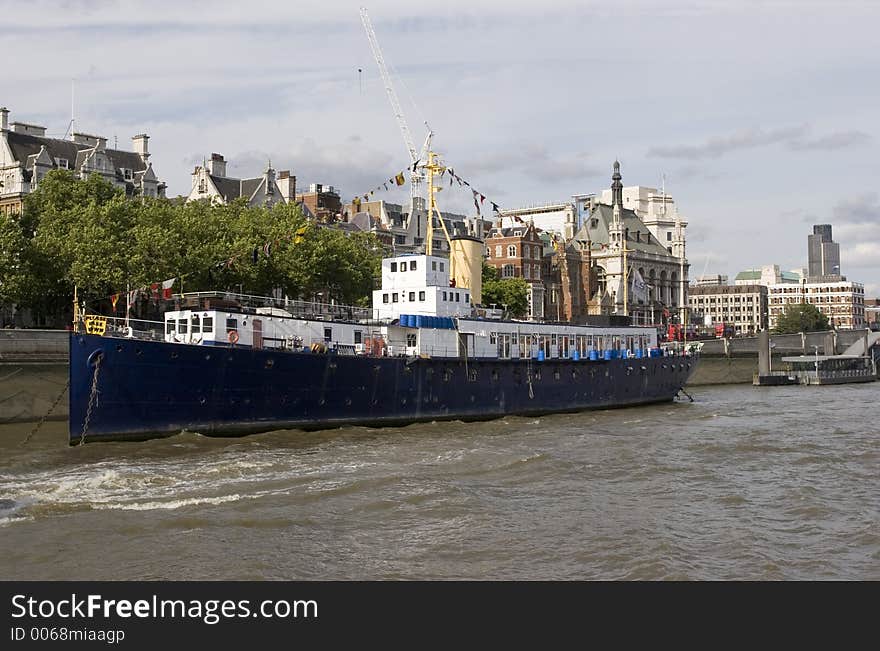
450,235,484,305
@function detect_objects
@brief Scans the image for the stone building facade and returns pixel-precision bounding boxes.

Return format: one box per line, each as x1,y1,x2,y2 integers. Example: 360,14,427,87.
688,283,768,335
1,106,164,216
187,153,291,207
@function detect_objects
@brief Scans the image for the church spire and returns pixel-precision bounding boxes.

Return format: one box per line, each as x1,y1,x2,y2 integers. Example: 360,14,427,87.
611,160,623,210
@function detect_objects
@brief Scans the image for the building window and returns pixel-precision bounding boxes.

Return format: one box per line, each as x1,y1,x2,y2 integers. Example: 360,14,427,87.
419,291,425,301
502,264,514,278
392,293,399,303
410,261,417,271
443,291,447,301
383,293,389,303
524,244,530,259
390,262,398,272
465,294,469,304
440,262,445,272
495,245,502,257
667,247,672,254
524,265,530,279
432,261,437,271
409,292,415,302
507,245,517,257
455,293,460,302
57,158,69,170
406,333,417,347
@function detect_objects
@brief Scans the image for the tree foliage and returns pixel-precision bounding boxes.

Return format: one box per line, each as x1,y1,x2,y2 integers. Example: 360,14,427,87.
2,170,383,324
481,262,529,318
773,302,830,334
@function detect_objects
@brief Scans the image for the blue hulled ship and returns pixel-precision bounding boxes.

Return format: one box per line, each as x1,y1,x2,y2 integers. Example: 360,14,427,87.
68,247,698,444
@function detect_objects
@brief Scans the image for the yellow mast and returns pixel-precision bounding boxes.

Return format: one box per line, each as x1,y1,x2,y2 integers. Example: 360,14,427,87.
424,151,452,257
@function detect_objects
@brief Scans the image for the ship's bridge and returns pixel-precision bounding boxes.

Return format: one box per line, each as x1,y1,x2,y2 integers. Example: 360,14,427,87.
372,254,471,321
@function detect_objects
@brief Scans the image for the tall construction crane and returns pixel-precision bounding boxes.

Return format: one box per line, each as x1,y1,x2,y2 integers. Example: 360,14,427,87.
360,7,432,204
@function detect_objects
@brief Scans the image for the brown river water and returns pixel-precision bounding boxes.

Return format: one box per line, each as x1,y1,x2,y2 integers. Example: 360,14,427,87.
1,383,877,580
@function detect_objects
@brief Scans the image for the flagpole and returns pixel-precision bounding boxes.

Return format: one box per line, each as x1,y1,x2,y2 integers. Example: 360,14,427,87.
125,282,130,330
72,285,79,332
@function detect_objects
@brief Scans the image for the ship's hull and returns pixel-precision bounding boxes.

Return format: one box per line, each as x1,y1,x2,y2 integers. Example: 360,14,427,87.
69,333,698,444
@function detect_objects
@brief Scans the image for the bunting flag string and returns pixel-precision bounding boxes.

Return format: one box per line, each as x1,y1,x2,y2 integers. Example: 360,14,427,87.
349,166,413,214
438,162,503,218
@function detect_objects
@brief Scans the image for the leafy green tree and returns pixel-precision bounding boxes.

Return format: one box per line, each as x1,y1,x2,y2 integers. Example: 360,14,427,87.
0,214,28,306
481,262,529,318
9,170,383,323
773,302,829,334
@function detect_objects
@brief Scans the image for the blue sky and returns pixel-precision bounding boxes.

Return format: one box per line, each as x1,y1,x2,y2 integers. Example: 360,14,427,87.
4,0,879,296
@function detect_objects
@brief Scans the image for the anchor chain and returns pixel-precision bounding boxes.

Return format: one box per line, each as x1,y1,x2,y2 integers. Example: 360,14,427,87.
79,353,103,446
20,378,70,446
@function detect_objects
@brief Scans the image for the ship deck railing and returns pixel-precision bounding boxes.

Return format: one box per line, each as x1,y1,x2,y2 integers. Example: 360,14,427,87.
78,315,166,342
177,291,372,323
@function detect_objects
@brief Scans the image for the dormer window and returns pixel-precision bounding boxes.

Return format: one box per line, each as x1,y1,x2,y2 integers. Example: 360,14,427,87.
121,168,133,181
56,158,69,170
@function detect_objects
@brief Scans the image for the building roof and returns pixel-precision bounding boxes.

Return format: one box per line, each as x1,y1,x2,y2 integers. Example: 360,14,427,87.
573,203,671,256
5,130,147,176
734,270,761,282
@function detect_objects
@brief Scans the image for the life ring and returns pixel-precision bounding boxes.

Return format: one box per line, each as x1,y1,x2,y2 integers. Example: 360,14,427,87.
228,330,239,345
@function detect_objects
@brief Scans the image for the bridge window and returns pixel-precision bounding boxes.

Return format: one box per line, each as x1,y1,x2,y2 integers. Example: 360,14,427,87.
202,317,213,333
390,262,398,272
410,260,417,271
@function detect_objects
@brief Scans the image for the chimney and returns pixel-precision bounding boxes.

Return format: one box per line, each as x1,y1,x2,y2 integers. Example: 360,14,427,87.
132,134,150,161
277,170,296,201
11,121,47,137
72,132,104,148
0,107,8,131
206,153,226,177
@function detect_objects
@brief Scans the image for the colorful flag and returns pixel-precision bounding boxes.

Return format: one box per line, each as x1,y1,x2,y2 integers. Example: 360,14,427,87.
150,283,160,301
491,202,500,213
472,190,480,215
162,278,175,300
264,242,272,258
480,194,485,205
395,172,405,186
111,294,119,310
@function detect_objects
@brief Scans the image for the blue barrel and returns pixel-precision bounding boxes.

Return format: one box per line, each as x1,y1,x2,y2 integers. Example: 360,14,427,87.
537,350,545,362
430,316,438,329
572,350,580,361
415,315,422,328
589,350,598,361
635,348,643,359
603,350,612,361
400,314,409,327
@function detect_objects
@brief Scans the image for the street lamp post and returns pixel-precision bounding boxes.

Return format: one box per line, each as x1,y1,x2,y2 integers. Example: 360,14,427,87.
812,344,820,383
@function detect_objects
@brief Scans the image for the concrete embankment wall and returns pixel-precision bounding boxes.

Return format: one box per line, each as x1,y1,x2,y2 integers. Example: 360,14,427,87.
687,329,872,386
0,330,69,423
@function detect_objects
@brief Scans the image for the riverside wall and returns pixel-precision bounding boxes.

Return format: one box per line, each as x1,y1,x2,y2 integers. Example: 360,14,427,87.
0,330,69,423
687,329,871,386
